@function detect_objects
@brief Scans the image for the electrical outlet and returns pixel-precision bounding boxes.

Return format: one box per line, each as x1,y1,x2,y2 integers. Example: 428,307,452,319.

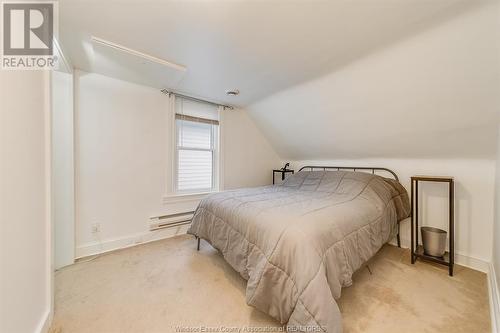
91,223,101,234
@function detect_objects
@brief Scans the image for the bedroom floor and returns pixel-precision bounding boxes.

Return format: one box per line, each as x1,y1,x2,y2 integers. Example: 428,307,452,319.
50,235,490,333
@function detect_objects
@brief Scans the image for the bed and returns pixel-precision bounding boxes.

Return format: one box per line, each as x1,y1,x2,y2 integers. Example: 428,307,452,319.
188,166,410,333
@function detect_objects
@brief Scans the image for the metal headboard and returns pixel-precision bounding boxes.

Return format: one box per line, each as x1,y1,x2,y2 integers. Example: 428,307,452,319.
298,166,399,181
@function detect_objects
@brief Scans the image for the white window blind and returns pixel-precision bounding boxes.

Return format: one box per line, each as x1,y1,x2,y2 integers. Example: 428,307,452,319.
175,98,219,193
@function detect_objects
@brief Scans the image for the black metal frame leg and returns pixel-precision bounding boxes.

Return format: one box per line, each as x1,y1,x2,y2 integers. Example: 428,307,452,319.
397,223,401,248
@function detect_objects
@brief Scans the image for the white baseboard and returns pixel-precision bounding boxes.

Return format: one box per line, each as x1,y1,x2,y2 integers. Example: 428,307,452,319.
35,310,52,333
454,252,489,273
488,262,500,333
75,224,190,259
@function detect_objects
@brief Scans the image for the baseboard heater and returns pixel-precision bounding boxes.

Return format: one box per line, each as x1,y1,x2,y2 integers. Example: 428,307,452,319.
149,211,195,231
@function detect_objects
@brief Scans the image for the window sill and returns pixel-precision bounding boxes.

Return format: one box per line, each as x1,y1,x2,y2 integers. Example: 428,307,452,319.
162,191,217,205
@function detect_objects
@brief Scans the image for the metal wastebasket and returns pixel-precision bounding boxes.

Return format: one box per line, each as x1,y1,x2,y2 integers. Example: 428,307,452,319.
421,227,447,257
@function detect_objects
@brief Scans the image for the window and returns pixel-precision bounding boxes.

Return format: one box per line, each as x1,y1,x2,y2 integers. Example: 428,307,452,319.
174,98,219,194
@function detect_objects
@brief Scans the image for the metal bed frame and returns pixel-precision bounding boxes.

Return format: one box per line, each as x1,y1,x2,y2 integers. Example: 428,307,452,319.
298,165,399,181
196,165,402,250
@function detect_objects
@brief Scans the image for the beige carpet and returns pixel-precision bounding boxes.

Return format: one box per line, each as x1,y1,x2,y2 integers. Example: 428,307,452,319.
51,235,490,333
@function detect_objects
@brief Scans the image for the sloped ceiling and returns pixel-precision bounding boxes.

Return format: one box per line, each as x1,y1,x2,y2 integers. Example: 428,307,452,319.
61,0,474,106
247,1,500,160
60,0,500,160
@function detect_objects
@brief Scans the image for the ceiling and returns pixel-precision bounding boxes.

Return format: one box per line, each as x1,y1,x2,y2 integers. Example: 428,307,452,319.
247,1,500,159
59,0,474,107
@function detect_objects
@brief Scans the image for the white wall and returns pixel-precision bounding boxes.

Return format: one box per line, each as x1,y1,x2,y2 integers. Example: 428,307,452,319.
489,125,500,324
246,2,500,268
74,71,280,257
248,2,500,160
0,71,52,332
75,70,167,256
491,127,500,330
222,108,281,190
493,130,500,270
52,71,75,269
289,159,495,269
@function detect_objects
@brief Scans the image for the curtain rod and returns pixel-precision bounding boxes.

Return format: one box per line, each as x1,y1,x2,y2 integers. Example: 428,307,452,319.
160,89,234,110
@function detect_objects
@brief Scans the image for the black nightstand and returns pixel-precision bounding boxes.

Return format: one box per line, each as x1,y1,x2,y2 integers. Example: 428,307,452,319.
273,169,294,184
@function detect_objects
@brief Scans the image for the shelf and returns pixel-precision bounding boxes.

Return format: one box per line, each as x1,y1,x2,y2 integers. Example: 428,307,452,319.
411,176,454,276
411,176,453,183
413,245,450,267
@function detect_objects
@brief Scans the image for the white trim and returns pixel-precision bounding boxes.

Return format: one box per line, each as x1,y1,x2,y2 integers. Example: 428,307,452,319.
35,310,52,333
489,262,500,333
162,192,214,205
53,37,73,73
166,93,176,195
75,224,189,259
454,252,490,273
43,70,54,332
91,36,186,72
218,105,225,190
166,96,225,196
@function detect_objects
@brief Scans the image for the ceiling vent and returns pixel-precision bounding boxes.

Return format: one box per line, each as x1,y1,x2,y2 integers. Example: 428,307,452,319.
226,89,240,96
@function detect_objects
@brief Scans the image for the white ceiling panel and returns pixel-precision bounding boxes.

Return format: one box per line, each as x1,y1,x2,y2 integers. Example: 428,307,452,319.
59,0,475,107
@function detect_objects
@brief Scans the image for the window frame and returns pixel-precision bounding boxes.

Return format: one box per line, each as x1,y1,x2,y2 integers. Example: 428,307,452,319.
173,116,219,195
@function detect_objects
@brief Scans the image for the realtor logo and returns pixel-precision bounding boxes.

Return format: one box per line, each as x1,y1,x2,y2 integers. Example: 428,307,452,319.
1,1,58,69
